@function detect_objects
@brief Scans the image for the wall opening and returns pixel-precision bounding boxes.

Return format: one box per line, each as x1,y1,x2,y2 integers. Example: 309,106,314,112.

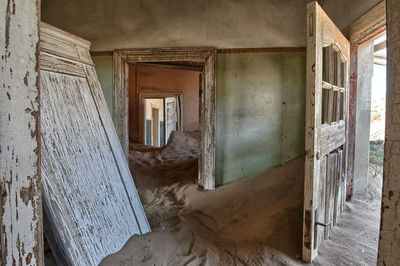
113,48,216,190
126,65,201,190
367,33,386,202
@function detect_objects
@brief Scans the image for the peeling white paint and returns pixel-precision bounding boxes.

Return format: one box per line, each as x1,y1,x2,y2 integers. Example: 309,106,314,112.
0,0,42,265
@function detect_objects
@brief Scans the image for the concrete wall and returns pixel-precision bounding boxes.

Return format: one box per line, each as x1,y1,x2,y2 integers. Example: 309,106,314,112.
41,0,381,51
353,41,374,198
378,1,400,264
63,0,377,186
137,66,199,132
92,52,306,185
216,52,306,185
92,56,113,114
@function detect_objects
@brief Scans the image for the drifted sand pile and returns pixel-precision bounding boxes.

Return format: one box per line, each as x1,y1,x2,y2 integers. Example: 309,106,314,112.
129,131,199,190
100,131,380,266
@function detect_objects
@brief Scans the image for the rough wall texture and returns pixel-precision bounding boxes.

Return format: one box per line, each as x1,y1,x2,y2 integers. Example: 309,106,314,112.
93,52,306,186
41,0,380,51
353,40,374,198
216,52,306,185
378,0,400,264
0,0,43,264
92,56,113,115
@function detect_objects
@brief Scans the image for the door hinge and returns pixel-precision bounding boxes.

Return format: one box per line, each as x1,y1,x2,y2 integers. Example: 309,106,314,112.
315,221,332,227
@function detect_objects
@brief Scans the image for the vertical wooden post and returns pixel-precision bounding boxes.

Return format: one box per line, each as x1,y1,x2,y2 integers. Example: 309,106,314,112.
0,0,43,265
346,46,358,200
378,0,400,265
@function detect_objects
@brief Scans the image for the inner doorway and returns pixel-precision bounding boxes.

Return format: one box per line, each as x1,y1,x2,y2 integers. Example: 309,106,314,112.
114,48,216,189
128,64,202,189
141,94,183,147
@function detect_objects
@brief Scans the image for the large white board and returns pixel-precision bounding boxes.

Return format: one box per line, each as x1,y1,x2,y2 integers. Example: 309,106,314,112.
40,22,150,265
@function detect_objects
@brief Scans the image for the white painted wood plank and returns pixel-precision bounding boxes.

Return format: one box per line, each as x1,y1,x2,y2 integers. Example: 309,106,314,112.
40,24,150,265
0,1,43,265
84,65,150,234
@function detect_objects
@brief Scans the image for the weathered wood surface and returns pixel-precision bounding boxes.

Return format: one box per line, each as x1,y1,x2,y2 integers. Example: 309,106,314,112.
303,1,350,262
378,1,400,265
333,149,343,226
40,22,150,265
345,1,386,45
165,97,178,142
320,121,346,156
314,155,326,249
324,152,337,239
0,1,43,265
114,48,217,190
347,46,358,200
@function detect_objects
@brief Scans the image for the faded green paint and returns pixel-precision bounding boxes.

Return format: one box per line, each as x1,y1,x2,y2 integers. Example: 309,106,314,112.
216,52,306,186
92,53,306,186
92,56,113,115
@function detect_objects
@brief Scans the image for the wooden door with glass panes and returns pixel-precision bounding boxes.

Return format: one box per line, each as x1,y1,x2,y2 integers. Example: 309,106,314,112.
302,1,350,262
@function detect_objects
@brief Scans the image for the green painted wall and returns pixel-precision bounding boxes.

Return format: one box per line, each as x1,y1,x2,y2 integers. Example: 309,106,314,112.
92,56,113,115
92,52,306,186
216,52,306,185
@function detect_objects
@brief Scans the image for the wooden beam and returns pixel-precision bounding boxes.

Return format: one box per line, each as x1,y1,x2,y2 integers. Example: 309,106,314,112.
345,1,386,45
90,51,113,56
91,47,306,57
347,46,358,201
217,47,306,53
374,40,387,52
373,62,386,66
133,62,203,72
374,55,387,60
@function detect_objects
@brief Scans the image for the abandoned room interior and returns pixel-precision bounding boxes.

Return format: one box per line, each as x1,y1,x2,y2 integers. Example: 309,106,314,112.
1,0,399,265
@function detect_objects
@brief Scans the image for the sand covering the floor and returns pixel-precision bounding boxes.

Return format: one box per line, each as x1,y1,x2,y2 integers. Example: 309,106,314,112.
100,131,380,266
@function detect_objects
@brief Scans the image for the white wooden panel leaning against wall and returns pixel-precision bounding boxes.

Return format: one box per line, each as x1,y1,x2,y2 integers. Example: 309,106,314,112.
40,23,150,265
0,0,43,265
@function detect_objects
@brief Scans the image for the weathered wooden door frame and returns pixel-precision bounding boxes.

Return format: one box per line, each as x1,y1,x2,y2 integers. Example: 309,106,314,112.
303,1,350,262
113,48,217,190
344,0,386,200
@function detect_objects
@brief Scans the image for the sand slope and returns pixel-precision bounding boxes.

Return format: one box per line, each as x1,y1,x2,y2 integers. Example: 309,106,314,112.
100,131,380,266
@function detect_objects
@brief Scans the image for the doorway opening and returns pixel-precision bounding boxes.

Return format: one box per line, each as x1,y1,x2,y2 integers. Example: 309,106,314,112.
367,34,386,202
127,64,203,189
141,94,183,147
113,48,216,189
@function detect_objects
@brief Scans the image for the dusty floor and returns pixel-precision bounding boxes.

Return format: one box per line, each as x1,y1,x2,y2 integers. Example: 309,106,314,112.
99,131,381,266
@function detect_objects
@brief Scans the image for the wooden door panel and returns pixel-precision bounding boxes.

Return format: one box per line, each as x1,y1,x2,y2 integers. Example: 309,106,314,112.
320,122,346,156
165,97,177,142
314,155,327,249
303,1,350,262
333,149,343,226
40,23,150,265
325,152,337,239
